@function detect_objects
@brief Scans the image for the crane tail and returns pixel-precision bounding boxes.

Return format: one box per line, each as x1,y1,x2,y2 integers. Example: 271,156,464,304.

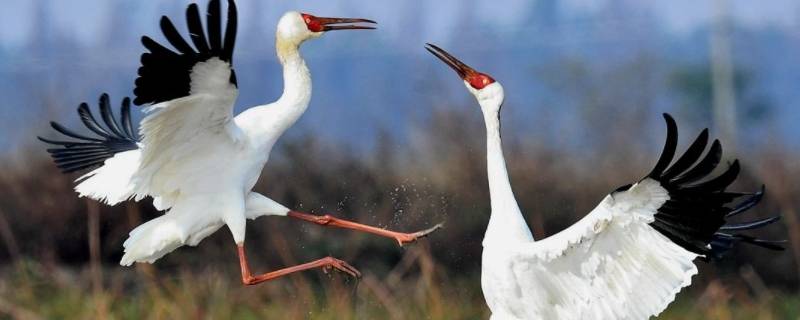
120,204,223,266
121,214,187,266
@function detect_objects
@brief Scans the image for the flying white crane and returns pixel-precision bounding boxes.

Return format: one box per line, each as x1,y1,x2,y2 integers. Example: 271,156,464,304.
425,44,783,320
38,0,441,286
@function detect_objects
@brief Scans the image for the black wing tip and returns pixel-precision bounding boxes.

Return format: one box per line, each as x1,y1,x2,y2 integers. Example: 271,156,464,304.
709,231,786,260
122,97,132,107
709,139,721,154
39,94,139,174
661,127,710,180
134,0,237,106
227,0,238,12
719,216,781,231
132,96,147,106
141,35,154,46
662,113,678,139
647,113,679,178
36,136,50,144
662,112,675,124
645,114,783,260
697,128,710,143
649,114,731,186
222,0,238,62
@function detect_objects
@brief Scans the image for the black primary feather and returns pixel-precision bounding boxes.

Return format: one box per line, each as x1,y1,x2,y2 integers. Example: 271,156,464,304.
38,94,139,173
133,0,238,106
620,113,783,260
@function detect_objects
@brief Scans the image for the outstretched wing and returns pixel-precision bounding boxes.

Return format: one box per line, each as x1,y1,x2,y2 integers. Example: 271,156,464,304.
506,114,782,319
134,0,238,106
39,94,142,205
645,114,782,258
38,93,138,173
130,0,242,209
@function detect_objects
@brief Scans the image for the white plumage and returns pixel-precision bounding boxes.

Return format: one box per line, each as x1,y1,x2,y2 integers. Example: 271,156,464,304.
90,10,315,265
482,179,697,319
75,149,140,205
426,43,782,319
42,1,439,285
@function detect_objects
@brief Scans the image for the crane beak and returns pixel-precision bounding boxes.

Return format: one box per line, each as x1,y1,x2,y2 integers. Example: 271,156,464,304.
316,17,377,31
425,43,477,80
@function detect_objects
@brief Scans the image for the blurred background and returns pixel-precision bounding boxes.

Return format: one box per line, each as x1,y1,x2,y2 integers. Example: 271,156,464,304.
1,0,798,319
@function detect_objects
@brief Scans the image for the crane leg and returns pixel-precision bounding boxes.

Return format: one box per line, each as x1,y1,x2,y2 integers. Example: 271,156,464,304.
237,244,361,286
287,211,443,246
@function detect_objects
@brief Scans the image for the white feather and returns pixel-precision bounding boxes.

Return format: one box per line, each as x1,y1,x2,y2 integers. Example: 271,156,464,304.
44,10,328,267
460,78,703,319
74,149,141,205
120,193,233,266
482,179,698,320
119,191,288,266
119,28,313,265
131,59,241,205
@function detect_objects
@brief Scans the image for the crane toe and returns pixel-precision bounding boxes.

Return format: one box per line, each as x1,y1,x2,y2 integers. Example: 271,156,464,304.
322,257,362,278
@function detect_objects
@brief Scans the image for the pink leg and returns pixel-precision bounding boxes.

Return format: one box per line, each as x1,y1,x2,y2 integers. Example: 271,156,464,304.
287,211,443,246
237,244,361,286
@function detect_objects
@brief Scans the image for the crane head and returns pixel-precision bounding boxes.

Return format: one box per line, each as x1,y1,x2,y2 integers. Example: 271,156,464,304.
277,12,375,45
426,43,504,111
425,43,496,90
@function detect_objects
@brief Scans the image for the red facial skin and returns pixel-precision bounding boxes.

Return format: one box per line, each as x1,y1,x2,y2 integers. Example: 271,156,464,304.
467,73,496,90
301,13,324,32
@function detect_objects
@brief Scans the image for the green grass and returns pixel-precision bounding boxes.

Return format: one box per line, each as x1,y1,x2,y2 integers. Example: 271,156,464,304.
1,260,796,319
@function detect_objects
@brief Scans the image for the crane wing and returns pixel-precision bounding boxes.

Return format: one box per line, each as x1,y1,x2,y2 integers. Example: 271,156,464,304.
505,114,782,319
130,0,242,209
133,0,238,106
39,94,142,205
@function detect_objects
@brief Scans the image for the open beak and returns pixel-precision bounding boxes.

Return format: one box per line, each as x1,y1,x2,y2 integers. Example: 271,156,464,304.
425,43,477,80
316,17,376,31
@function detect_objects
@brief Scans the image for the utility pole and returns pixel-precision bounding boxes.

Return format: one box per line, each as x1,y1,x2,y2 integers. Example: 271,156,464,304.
710,0,738,157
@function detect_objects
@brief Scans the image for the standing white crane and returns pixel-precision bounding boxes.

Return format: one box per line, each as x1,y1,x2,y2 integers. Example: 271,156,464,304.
425,44,783,319
38,0,441,286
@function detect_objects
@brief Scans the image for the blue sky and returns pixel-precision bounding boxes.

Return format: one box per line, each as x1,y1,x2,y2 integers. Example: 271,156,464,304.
2,0,798,47
1,0,798,154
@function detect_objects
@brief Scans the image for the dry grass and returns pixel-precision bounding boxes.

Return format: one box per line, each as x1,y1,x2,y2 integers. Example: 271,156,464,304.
1,108,797,319
0,259,797,320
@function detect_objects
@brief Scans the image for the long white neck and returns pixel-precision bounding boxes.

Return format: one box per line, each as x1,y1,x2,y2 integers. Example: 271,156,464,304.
275,38,312,113
241,37,312,150
480,102,534,246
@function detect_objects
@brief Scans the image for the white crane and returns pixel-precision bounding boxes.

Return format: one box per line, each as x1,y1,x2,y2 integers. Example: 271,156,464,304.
38,0,441,286
425,44,783,320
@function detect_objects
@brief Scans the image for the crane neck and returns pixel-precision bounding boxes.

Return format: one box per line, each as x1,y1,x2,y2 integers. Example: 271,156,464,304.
238,37,312,150
274,38,312,121
480,104,534,247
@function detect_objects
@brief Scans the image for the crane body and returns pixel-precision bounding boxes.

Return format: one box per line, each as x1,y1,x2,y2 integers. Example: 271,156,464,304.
40,0,440,285
426,43,782,319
